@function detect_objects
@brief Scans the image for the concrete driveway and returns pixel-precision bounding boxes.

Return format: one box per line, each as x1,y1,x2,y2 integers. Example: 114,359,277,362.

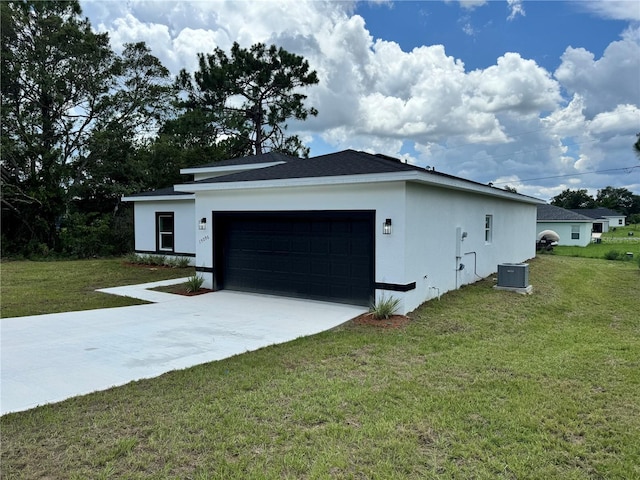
1,282,365,415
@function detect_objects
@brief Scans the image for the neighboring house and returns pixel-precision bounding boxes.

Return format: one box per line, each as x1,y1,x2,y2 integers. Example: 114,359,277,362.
569,207,626,233
123,150,544,314
536,204,593,247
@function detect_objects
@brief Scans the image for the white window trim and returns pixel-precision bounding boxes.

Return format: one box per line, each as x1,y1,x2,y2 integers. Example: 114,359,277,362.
157,212,175,252
571,224,580,240
485,214,493,244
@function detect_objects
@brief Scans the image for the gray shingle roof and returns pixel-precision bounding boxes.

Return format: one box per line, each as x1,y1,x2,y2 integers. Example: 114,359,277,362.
186,149,488,186
537,204,593,221
568,207,624,219
127,150,543,203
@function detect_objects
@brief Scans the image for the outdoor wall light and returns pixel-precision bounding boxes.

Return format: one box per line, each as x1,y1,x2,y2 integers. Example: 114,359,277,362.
383,218,392,235
199,217,207,230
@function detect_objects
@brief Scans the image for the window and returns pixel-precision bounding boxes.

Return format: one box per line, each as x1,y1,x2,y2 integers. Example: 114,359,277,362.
485,215,493,243
156,212,174,252
571,225,580,240
619,219,623,225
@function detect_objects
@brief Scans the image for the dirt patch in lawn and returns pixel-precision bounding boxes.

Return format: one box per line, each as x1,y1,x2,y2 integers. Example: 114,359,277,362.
353,313,410,329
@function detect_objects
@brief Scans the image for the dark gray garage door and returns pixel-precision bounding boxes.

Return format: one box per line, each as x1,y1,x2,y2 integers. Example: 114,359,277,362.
213,211,374,306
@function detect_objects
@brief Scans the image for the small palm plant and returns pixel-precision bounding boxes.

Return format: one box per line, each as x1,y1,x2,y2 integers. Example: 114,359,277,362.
370,294,401,320
184,274,204,293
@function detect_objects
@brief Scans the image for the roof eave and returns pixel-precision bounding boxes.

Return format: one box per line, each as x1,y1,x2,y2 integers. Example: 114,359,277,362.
537,219,593,223
121,194,195,202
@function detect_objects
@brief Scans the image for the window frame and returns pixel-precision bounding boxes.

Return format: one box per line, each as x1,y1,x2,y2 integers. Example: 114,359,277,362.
156,212,175,253
571,224,580,240
484,214,493,244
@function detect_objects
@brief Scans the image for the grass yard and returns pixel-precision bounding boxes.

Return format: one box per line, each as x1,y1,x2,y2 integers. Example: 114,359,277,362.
0,258,194,318
1,255,639,478
553,225,640,261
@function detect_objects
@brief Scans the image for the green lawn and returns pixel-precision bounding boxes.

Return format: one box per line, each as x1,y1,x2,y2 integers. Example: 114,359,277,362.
0,258,194,318
553,225,640,260
1,256,639,479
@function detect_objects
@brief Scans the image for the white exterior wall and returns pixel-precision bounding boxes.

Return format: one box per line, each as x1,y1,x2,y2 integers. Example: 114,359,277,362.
133,200,196,259
604,216,625,229
192,181,538,315
536,222,592,247
403,184,537,313
194,182,406,300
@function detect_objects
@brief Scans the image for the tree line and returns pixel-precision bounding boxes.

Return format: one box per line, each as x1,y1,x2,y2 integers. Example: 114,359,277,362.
1,0,318,258
550,187,640,223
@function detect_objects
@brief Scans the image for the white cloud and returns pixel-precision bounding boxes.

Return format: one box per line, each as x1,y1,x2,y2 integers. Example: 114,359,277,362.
555,27,640,115
578,0,640,21
79,0,639,198
455,0,488,10
467,53,561,115
589,104,640,135
506,0,525,20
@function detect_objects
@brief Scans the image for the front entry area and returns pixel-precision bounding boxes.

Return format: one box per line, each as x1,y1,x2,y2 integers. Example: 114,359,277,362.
213,211,375,306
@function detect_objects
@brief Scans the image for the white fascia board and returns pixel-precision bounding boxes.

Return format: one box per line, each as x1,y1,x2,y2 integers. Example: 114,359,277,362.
174,170,545,205
180,161,286,176
121,194,195,202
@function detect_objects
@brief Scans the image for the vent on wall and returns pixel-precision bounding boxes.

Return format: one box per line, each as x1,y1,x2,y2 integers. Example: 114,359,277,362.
497,263,529,288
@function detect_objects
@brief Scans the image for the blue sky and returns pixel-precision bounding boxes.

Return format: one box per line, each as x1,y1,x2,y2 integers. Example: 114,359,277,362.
357,1,629,71
82,0,640,200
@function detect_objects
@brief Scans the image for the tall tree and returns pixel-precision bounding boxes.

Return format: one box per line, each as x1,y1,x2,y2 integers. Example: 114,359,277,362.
177,42,319,157
596,186,638,216
1,2,174,256
71,42,176,209
550,189,596,209
1,0,116,251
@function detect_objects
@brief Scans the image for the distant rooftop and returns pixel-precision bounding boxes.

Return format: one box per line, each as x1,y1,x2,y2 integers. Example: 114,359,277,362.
537,204,593,222
568,207,624,219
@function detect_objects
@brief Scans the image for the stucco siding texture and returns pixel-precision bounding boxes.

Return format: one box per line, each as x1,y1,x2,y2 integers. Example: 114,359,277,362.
403,183,536,313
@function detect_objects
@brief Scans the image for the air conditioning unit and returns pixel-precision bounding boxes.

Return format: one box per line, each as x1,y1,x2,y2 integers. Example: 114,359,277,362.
497,263,529,288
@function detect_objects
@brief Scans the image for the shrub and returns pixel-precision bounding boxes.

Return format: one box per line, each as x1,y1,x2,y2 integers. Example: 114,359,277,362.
150,255,167,266
124,252,141,264
58,211,133,258
166,256,191,268
370,294,401,320
175,257,192,268
184,274,204,293
603,250,620,261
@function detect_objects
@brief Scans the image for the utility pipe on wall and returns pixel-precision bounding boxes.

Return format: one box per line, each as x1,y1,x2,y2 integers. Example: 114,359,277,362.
463,251,484,280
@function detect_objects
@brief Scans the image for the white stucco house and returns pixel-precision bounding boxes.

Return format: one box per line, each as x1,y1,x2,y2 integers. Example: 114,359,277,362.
123,150,544,314
537,204,593,247
569,208,626,233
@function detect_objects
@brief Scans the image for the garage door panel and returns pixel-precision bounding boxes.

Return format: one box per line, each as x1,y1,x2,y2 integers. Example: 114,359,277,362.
291,238,310,253
217,212,374,306
330,238,350,255
310,238,329,254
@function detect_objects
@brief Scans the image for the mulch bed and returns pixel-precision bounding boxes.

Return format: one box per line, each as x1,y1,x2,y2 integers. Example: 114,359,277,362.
149,284,214,296
175,288,214,297
353,313,411,329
